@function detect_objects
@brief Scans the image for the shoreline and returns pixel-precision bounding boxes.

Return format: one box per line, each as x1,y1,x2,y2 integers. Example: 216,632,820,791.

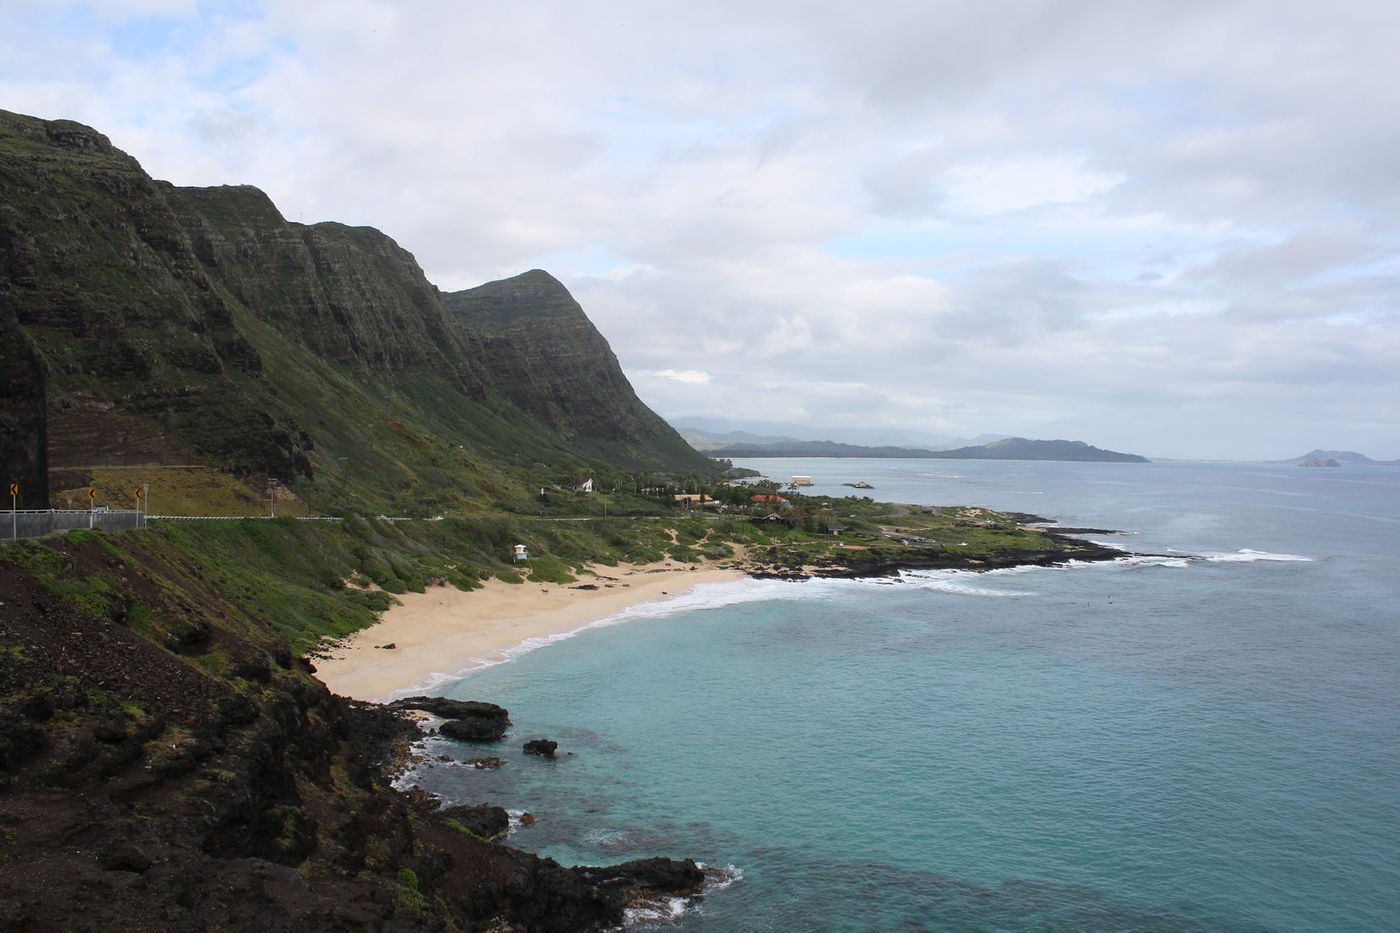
313,561,746,702
313,524,1125,703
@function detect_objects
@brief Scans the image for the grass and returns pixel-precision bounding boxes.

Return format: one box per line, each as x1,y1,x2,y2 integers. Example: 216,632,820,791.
6,475,1077,662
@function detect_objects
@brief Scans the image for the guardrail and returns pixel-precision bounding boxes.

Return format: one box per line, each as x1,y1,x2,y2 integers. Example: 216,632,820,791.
5,509,686,542
148,515,346,522
5,509,144,540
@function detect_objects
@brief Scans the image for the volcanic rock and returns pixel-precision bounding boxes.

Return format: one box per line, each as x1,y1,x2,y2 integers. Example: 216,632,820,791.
523,738,558,758
439,804,510,841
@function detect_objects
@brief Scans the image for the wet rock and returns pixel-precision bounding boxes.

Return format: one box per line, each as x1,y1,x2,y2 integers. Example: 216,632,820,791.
573,856,706,906
389,696,509,722
468,756,506,770
439,717,508,743
523,738,557,758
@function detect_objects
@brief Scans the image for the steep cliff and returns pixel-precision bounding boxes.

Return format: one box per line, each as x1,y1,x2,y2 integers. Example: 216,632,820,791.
0,311,47,505
162,184,486,395
0,108,712,512
446,270,709,470
0,110,310,481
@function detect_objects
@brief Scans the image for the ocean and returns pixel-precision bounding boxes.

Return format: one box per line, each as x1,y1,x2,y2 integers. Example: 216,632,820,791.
403,459,1400,930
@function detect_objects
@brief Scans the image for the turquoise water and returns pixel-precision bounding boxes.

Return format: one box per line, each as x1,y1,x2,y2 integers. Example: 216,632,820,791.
407,460,1400,930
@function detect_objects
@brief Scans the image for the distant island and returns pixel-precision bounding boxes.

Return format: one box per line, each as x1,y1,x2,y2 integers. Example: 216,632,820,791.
1282,449,1399,467
708,436,1149,463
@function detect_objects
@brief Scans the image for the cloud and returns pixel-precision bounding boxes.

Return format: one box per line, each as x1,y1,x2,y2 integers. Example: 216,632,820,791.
2,0,1399,458
655,370,712,385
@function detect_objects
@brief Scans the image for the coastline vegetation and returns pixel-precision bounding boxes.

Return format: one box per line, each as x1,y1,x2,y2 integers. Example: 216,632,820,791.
6,484,1097,657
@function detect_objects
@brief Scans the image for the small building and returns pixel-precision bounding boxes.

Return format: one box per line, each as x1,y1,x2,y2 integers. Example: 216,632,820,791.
574,478,594,493
751,494,790,508
512,544,529,562
791,475,813,486
674,493,721,509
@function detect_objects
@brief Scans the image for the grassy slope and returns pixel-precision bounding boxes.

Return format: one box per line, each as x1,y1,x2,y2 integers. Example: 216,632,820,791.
32,493,1084,658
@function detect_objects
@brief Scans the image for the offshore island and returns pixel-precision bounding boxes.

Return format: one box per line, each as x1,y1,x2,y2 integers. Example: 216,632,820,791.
1,109,1124,929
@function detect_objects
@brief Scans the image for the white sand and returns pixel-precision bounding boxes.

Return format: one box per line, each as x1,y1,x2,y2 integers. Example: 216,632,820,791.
313,561,744,701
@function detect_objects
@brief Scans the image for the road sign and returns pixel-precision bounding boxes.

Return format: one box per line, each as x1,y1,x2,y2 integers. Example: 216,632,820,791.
135,488,144,500
9,483,16,496
88,487,97,500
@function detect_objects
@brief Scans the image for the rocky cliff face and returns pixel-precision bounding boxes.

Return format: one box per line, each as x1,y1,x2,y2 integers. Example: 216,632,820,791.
0,311,47,505
446,270,707,470
0,110,310,481
163,184,486,397
0,107,710,508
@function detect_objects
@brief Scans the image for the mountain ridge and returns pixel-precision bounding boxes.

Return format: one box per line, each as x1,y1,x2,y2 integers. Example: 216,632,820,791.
709,436,1149,463
0,108,711,512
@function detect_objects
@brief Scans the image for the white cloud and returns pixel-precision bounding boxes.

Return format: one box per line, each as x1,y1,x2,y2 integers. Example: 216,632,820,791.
940,155,1123,217
655,370,712,385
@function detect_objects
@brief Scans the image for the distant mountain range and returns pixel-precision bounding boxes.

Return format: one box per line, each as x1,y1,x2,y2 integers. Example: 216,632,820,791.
675,420,1003,451
1281,450,1399,466
702,435,1149,463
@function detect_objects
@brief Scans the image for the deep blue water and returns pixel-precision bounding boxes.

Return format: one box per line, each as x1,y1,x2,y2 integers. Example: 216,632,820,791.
406,460,1400,930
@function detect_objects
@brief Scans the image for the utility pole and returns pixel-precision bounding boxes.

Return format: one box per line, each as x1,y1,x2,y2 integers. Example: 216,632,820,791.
336,457,349,511
9,482,16,540
143,483,150,527
268,478,279,518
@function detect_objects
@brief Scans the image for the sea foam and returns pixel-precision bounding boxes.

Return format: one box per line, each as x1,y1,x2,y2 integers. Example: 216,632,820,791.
1201,548,1312,562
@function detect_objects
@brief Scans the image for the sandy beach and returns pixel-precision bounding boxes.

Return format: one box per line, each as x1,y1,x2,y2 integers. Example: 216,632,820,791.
313,561,746,701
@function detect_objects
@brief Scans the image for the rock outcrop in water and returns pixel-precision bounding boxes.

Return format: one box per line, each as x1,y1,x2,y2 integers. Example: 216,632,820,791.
523,738,559,758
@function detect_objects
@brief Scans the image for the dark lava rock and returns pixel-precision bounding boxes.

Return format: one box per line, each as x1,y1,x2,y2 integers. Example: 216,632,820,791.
468,756,506,770
439,717,509,742
439,803,510,841
92,718,128,744
0,717,47,769
523,738,558,758
389,696,510,722
574,856,706,905
397,697,510,743
18,693,53,722
336,699,419,772
100,844,153,873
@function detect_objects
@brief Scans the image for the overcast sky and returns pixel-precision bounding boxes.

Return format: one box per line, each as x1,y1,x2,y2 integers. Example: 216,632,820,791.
4,1,1398,459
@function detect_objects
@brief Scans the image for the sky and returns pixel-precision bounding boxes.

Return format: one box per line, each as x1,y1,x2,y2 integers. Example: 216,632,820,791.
3,0,1398,460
